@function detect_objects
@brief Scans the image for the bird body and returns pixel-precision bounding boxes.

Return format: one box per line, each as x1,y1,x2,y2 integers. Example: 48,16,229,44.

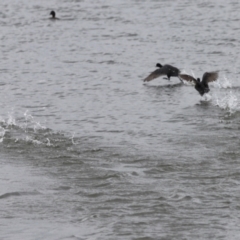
50,11,59,20
180,71,219,96
143,63,181,82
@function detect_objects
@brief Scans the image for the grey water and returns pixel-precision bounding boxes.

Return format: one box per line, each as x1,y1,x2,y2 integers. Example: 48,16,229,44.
1,0,240,239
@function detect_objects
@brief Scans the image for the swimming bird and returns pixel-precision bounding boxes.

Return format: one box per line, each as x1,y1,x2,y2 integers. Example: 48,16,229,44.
50,10,59,20
143,63,188,83
180,71,219,96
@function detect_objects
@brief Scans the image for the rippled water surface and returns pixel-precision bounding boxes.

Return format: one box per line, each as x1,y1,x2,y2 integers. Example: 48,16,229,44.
1,0,240,239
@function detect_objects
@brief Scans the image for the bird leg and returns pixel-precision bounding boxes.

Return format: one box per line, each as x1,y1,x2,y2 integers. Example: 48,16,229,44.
163,76,171,80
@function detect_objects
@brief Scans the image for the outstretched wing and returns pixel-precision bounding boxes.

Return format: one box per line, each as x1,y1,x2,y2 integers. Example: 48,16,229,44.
179,74,197,84
202,71,219,84
143,68,165,82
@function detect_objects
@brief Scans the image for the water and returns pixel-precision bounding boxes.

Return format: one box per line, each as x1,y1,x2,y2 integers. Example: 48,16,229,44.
1,0,240,239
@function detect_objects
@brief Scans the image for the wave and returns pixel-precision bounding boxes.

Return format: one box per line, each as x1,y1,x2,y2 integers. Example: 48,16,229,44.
0,191,40,200
0,110,113,165
0,111,84,162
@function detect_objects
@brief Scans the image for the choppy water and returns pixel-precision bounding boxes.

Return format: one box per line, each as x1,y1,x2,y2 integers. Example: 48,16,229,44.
1,0,240,239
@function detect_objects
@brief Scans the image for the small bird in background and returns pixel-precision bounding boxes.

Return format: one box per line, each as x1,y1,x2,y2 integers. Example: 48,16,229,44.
143,63,192,83
180,71,219,96
50,10,59,20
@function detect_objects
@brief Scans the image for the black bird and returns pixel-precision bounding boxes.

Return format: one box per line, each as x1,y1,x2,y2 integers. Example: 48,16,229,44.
180,71,219,96
50,10,59,20
144,63,182,82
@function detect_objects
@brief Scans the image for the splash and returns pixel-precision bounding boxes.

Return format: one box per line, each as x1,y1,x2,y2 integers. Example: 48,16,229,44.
46,138,54,147
0,126,6,143
25,136,43,145
214,75,232,89
212,75,240,114
7,112,16,126
215,91,239,114
0,111,50,146
23,110,33,131
201,93,212,102
23,110,46,132
70,132,77,145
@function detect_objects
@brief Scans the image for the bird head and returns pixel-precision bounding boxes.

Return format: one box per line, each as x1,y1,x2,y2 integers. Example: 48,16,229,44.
156,63,162,68
50,11,56,18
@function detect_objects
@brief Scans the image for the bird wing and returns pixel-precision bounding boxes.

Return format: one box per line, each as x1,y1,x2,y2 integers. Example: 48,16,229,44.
179,74,197,84
143,68,165,82
202,71,219,84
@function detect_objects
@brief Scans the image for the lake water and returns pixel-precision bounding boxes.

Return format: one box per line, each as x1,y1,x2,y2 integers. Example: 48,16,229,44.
1,0,240,239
